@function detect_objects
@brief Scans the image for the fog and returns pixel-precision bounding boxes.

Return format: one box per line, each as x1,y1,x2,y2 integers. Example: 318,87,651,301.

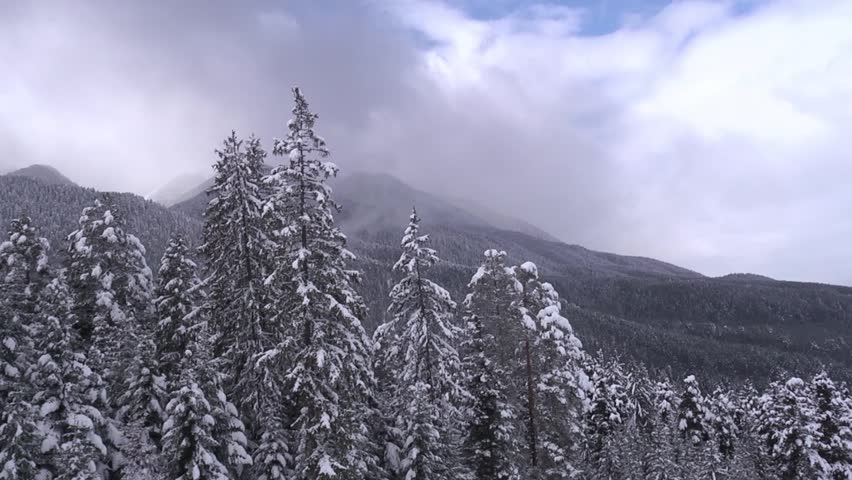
2,0,851,284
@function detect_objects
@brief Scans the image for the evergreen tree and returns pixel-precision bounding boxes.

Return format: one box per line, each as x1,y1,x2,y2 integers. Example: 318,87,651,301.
64,198,154,387
460,250,522,480
159,232,252,479
755,377,817,479
582,355,633,479
0,216,50,479
30,276,123,479
809,372,852,479
200,131,276,440
373,209,467,479
514,261,586,478
266,87,380,478
154,235,204,381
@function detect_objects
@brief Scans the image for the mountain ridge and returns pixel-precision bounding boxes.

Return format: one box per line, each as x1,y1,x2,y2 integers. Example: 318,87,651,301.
4,164,850,383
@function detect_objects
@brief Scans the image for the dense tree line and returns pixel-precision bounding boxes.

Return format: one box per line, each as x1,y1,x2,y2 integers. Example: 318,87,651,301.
1,88,850,479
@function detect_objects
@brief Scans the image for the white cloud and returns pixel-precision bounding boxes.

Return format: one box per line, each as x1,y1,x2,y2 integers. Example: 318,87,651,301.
378,0,852,283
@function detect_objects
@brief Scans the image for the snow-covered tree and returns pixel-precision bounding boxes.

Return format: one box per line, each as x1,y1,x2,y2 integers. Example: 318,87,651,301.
514,261,586,478
677,375,711,445
373,208,467,479
161,297,252,479
154,235,204,381
64,198,154,387
0,217,51,479
30,276,123,479
755,377,817,479
460,249,522,480
809,372,852,479
582,355,634,479
265,87,380,478
200,131,277,438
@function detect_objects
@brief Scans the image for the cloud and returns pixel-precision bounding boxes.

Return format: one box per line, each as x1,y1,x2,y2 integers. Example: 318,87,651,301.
1,0,850,284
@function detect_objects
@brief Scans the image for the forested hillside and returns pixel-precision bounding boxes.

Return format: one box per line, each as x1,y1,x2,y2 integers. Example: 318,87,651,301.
0,174,202,269
1,87,850,479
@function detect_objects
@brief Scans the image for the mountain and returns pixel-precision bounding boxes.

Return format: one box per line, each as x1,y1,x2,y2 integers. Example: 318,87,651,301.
6,164,77,186
147,172,208,206
4,165,850,384
0,171,201,271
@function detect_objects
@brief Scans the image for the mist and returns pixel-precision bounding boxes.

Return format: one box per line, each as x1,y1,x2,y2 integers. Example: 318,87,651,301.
2,0,851,284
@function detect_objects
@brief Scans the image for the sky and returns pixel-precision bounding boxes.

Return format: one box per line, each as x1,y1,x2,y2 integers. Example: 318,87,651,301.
1,0,851,284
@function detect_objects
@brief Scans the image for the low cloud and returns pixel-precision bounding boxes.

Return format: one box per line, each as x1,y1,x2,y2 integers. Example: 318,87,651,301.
1,0,851,284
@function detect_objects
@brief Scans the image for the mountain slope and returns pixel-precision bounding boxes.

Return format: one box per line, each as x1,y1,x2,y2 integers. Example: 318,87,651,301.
0,174,201,270
5,165,849,383
6,164,77,186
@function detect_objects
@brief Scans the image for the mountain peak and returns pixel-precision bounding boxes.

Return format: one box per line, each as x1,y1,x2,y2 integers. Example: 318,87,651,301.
6,164,77,186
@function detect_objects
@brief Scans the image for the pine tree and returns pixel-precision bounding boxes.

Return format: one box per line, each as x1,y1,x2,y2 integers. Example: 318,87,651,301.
154,236,204,381
200,131,277,441
459,249,525,480
0,217,51,479
809,372,852,479
373,208,467,479
266,87,380,478
755,377,817,480
159,233,252,479
582,355,634,479
30,276,123,479
514,261,586,478
64,198,154,388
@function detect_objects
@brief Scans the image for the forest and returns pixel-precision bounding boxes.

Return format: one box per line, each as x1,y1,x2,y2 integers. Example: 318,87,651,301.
1,88,850,480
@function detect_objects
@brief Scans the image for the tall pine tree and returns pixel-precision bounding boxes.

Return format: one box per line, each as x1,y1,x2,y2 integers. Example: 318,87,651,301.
374,208,467,479
460,249,522,480
514,261,586,478
265,87,380,478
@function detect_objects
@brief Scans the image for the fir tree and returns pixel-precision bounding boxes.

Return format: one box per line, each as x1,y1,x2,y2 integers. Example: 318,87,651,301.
583,355,634,479
266,87,380,478
160,232,252,479
154,235,204,381
200,131,276,440
30,276,123,479
0,217,51,479
755,377,817,480
460,250,523,480
514,261,586,478
64,198,154,388
809,372,852,479
374,208,467,479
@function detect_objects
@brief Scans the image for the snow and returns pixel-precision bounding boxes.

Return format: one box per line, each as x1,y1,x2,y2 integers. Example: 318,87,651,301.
318,455,336,476
40,398,60,416
40,431,59,453
519,261,538,277
67,413,94,430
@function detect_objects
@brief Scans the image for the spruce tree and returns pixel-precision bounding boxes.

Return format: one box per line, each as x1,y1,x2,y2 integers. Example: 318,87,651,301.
30,276,122,479
809,372,852,479
0,216,50,479
159,242,252,479
64,198,154,388
374,209,467,479
266,87,380,478
154,236,204,381
583,355,634,479
514,261,586,478
755,377,817,479
200,131,276,442
460,249,522,479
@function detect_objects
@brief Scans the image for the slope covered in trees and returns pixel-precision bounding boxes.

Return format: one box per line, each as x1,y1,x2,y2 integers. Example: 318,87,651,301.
1,87,851,479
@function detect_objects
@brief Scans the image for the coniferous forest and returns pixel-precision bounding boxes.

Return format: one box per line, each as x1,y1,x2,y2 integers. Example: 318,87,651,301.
1,88,851,479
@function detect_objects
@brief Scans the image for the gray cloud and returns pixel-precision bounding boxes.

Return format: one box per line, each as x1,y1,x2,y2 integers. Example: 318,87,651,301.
2,0,851,285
